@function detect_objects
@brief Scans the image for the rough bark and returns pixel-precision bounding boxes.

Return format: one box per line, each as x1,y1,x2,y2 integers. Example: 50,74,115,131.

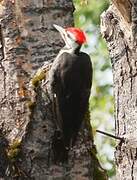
101,0,137,179
0,0,107,179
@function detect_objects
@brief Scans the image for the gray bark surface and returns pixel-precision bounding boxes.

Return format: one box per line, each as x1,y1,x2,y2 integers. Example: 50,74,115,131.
0,0,107,179
101,0,137,179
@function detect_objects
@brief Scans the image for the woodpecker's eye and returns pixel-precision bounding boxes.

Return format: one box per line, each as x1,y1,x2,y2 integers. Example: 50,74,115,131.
67,32,75,41
67,33,72,39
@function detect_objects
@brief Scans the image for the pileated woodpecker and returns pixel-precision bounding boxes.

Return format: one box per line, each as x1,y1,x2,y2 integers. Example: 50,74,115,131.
49,24,92,161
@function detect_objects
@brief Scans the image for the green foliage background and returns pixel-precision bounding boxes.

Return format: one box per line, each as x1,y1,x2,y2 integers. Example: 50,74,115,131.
73,0,115,179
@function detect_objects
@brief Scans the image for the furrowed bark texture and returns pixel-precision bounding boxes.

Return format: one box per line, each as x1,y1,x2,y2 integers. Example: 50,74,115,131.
0,0,107,179
101,0,137,179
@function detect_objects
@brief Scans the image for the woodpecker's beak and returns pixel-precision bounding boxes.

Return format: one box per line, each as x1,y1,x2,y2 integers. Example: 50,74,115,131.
53,24,67,44
53,24,66,35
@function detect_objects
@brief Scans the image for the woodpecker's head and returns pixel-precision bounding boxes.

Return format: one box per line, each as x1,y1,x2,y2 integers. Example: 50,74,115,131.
53,24,86,51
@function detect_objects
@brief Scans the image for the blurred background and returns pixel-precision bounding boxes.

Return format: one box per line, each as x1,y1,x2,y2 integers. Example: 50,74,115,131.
73,0,115,179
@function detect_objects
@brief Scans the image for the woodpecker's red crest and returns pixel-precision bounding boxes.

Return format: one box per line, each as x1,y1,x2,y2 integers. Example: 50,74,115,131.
65,27,86,45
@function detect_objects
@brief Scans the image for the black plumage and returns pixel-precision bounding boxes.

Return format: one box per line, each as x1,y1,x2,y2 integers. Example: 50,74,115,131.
50,50,92,162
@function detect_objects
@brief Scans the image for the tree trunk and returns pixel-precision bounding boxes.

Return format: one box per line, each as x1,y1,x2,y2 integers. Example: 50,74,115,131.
101,0,137,179
0,0,107,179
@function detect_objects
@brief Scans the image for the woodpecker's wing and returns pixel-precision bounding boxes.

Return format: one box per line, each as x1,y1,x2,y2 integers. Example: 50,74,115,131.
55,52,92,97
